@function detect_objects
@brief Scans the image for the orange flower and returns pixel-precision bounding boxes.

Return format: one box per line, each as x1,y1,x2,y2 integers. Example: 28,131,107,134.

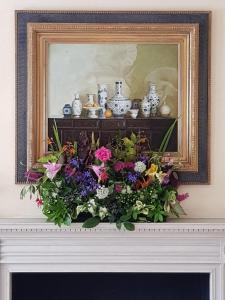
47,137,54,145
135,177,152,190
62,143,76,156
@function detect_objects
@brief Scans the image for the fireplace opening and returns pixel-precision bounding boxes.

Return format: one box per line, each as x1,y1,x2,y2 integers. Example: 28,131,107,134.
12,272,209,300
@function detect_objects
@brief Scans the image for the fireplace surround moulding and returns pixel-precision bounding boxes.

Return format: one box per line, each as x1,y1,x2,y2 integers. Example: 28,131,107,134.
0,218,225,300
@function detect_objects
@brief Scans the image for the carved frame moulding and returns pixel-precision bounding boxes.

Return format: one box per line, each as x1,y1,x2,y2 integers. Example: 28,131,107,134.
15,11,211,184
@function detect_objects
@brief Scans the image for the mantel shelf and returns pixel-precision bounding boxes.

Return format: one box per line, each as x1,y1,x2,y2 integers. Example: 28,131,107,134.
1,218,225,236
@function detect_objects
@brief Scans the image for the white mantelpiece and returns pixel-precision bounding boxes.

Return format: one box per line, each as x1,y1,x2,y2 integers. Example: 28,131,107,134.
1,219,225,300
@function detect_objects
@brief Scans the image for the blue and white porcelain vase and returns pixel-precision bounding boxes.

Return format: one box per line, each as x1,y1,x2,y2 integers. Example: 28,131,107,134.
141,96,151,117
148,83,160,116
107,81,132,117
98,84,108,118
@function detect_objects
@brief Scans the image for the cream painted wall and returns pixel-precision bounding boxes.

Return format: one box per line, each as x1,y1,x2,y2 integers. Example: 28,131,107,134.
0,0,224,219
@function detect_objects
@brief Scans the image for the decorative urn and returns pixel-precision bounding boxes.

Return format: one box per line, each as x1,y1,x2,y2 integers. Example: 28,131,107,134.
107,81,132,117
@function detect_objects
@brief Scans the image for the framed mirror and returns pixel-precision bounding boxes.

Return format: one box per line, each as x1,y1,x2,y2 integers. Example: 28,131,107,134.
16,10,211,183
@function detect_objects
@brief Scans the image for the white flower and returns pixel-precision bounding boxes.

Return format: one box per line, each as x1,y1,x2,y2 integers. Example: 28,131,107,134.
134,161,146,173
99,207,108,220
135,200,144,210
126,185,132,194
88,206,95,216
87,199,96,217
55,181,62,188
76,205,85,216
121,185,133,195
96,186,109,199
89,199,96,206
87,199,96,216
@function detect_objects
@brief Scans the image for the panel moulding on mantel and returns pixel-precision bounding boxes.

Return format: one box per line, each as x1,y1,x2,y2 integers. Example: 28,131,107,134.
0,218,224,300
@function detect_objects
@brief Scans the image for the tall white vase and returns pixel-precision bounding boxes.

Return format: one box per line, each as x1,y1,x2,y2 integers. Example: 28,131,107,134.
148,83,160,116
72,93,82,118
98,84,108,118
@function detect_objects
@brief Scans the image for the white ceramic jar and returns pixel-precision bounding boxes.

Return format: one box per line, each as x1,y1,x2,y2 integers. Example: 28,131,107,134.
72,93,82,118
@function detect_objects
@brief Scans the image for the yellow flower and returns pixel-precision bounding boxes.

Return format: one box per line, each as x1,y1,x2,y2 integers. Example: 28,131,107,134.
145,164,158,177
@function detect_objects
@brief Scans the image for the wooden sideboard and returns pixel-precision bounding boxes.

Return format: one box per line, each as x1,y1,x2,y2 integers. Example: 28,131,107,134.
48,117,177,151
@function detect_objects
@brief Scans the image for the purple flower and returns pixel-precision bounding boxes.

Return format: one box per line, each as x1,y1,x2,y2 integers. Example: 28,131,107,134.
70,158,80,168
127,172,139,183
25,170,43,182
43,162,62,180
64,165,76,183
162,175,170,185
177,193,189,202
138,154,149,165
75,170,99,197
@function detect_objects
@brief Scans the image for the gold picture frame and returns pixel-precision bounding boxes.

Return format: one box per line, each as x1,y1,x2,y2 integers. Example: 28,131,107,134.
16,11,210,183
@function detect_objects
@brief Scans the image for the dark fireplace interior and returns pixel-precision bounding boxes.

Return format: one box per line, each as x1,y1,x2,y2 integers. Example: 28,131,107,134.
12,272,209,300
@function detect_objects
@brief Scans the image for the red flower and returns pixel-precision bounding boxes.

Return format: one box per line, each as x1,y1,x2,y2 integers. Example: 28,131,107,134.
100,172,109,182
36,198,43,207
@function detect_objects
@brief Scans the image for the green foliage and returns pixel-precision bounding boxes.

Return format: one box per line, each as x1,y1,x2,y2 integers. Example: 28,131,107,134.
42,197,70,226
37,153,60,163
20,122,187,231
82,217,100,228
20,185,37,199
123,222,135,231
53,120,62,151
159,119,177,154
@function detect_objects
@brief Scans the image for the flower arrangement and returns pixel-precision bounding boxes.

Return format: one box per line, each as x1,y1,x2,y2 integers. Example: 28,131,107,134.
21,121,188,230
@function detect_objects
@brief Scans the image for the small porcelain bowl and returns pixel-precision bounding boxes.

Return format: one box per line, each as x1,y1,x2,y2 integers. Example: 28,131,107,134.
129,109,139,119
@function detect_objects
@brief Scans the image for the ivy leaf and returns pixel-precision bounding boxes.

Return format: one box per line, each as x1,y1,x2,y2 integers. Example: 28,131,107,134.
123,222,135,231
158,214,164,222
82,217,100,228
132,210,138,220
120,214,131,222
64,215,72,226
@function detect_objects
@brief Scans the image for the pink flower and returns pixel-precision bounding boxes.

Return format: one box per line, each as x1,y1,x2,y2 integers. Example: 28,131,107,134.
114,161,125,172
114,161,135,172
95,147,112,162
36,198,43,207
43,162,62,180
115,184,122,193
92,164,104,179
92,164,109,182
176,193,189,202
